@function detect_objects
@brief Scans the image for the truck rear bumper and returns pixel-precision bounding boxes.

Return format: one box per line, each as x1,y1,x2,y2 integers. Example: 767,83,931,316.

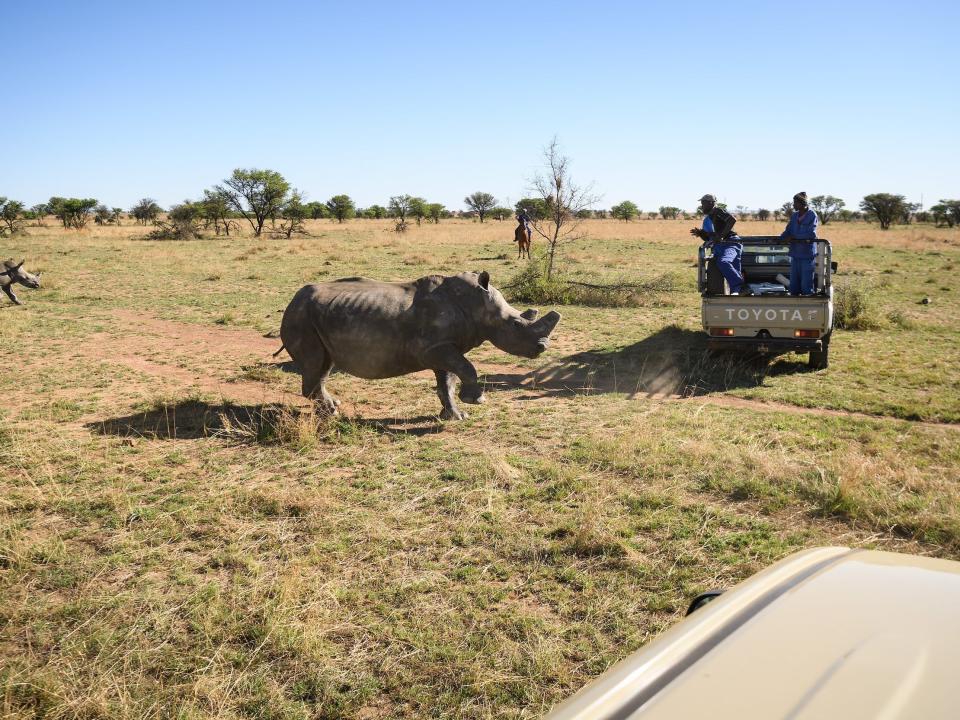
707,337,823,354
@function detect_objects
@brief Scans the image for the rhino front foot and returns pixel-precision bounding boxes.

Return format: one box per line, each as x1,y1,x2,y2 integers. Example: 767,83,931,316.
459,385,486,405
440,407,466,421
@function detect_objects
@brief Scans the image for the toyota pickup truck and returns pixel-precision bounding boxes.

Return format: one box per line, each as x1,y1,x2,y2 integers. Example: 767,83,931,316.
698,237,836,368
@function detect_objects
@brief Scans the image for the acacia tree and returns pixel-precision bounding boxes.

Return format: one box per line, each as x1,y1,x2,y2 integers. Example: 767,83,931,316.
278,191,309,238
930,200,960,227
529,137,598,281
130,198,162,225
325,195,355,223
216,168,291,236
389,195,414,223
409,197,428,226
30,203,49,226
611,201,639,221
464,191,497,222
810,195,845,224
515,198,549,221
93,204,112,225
860,193,907,230
199,190,237,236
426,203,445,223
0,198,26,237
756,208,771,221
50,197,98,229
659,206,681,219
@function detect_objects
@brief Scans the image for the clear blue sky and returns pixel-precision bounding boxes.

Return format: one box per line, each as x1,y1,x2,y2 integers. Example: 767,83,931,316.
3,0,957,213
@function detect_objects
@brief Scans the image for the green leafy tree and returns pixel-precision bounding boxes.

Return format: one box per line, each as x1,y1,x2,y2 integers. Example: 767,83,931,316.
464,191,497,222
278,191,309,238
930,200,960,227
647,211,659,219
30,203,49,226
515,198,549,221
111,207,123,225
130,198,163,225
810,195,845,224
860,193,908,230
837,209,859,222
216,168,291,236
94,204,112,225
491,206,514,221
658,206,681,219
756,208,771,221
149,200,203,240
366,204,387,219
426,203,445,224
199,190,236,236
611,201,639,221
325,194,356,223
0,198,26,237
302,201,326,220
389,195,414,223
594,208,608,219
779,201,794,219
408,197,428,226
50,197,98,229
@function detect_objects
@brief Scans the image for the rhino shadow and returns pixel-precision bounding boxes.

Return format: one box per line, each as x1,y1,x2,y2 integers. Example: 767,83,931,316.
481,324,810,400
87,399,445,441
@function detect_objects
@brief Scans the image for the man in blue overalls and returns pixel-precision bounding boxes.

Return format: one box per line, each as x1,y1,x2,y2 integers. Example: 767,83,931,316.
690,194,748,295
780,191,820,296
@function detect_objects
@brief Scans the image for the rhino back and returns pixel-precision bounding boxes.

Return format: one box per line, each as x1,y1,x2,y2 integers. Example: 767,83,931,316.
286,277,450,379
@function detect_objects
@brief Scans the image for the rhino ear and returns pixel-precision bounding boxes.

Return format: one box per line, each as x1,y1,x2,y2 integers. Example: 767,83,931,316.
15,260,24,270
520,308,539,321
478,271,490,291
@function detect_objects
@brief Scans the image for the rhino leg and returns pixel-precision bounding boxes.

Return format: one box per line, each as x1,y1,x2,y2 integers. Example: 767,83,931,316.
435,370,465,421
292,335,338,415
423,344,485,407
3,286,21,305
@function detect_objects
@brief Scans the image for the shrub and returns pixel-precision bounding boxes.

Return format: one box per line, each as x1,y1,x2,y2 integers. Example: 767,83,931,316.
834,282,884,330
505,260,681,308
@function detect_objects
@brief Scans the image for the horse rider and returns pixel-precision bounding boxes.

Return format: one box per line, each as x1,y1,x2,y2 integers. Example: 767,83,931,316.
516,207,532,239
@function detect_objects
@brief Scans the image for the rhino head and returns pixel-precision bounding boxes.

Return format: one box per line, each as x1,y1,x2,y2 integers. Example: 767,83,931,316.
3,260,41,289
455,271,561,359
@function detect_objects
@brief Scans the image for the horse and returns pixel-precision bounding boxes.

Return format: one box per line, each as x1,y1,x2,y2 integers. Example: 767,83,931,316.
514,221,532,259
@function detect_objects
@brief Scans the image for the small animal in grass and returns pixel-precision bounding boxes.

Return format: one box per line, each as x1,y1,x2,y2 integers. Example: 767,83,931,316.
0,259,41,305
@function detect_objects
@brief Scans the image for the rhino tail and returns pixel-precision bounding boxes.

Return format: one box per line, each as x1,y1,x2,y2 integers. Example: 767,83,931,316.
272,344,286,357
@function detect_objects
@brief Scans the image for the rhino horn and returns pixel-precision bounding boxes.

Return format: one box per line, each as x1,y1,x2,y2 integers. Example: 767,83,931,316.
520,308,539,321
531,311,561,337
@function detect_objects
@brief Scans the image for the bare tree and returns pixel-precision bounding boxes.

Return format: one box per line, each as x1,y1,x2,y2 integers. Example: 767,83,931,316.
529,138,598,280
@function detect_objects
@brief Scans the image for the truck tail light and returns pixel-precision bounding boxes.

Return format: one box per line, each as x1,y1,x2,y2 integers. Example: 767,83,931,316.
711,328,735,337
794,329,820,338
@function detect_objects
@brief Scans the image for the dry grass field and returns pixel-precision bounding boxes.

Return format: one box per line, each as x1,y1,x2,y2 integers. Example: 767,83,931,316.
2,217,959,718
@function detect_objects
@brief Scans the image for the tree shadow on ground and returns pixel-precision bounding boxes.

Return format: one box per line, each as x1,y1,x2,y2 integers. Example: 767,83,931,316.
87,399,445,441
482,324,811,400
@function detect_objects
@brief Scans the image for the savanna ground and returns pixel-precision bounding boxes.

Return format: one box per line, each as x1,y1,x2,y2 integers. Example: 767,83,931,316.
1,217,959,718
